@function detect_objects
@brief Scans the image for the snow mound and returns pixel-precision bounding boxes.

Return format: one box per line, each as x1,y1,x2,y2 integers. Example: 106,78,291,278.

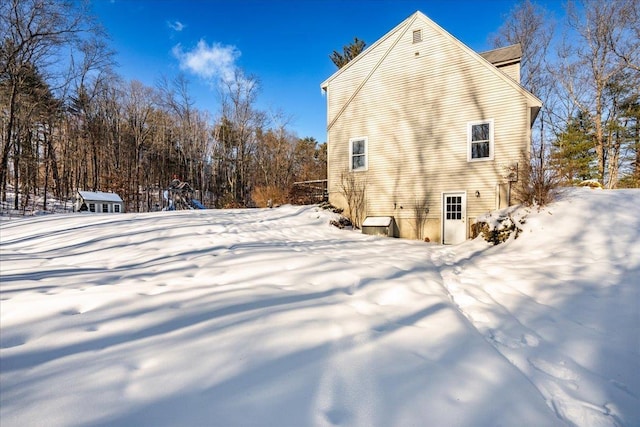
1,190,639,427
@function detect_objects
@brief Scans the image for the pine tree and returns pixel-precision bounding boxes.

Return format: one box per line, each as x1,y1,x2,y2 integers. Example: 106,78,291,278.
330,37,366,69
616,91,640,187
551,114,597,184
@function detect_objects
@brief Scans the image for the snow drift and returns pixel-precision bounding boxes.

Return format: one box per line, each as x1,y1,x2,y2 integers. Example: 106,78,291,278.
1,188,638,426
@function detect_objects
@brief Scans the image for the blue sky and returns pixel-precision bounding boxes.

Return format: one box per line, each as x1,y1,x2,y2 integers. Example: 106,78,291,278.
90,0,563,143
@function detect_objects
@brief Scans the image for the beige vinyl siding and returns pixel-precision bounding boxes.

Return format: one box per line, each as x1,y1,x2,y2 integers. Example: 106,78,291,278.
325,26,405,127
325,13,537,240
496,62,521,83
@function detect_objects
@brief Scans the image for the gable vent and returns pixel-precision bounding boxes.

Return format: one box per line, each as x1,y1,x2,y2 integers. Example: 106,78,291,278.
412,29,422,43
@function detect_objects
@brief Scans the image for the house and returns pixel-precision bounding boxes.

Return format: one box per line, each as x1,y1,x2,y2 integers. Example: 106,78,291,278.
320,11,542,244
75,191,124,213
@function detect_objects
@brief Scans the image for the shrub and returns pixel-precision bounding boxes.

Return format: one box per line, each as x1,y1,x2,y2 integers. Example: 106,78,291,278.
330,217,352,229
577,179,603,189
475,209,527,245
252,185,289,208
339,170,367,228
514,148,561,207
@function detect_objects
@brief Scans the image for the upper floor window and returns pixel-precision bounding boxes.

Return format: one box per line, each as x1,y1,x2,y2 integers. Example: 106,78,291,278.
349,137,368,171
468,119,494,161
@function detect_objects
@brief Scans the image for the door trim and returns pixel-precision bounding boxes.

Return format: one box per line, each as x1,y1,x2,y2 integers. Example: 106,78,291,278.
441,191,467,244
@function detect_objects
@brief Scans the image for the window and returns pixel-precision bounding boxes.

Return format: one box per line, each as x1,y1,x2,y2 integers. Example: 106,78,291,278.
445,196,462,220
102,204,109,213
413,29,422,43
468,119,494,161
114,205,120,213
349,137,368,171
89,203,95,212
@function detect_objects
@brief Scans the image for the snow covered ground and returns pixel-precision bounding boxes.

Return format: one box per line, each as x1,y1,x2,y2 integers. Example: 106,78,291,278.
1,188,638,427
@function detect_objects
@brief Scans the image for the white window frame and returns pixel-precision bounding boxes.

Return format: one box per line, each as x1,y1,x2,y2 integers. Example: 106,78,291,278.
467,119,494,162
349,136,368,171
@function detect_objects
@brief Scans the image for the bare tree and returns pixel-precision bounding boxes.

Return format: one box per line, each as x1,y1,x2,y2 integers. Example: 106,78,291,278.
216,70,264,206
554,0,639,188
492,0,555,95
0,0,97,203
411,194,431,240
122,80,154,210
514,149,561,206
607,0,640,73
252,110,297,206
339,169,367,228
493,0,560,201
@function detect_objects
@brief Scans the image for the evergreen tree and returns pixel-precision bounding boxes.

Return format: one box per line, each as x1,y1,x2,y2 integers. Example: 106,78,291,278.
330,37,366,69
551,114,597,183
616,89,640,187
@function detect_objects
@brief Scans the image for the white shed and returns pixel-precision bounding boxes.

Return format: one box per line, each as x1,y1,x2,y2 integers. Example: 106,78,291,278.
75,191,124,213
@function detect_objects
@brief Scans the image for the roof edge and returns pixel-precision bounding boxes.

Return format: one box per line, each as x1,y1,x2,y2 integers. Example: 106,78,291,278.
321,11,420,90
479,43,522,65
321,11,542,114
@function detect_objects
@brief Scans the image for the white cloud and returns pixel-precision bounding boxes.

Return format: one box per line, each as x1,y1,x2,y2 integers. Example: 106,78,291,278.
167,20,186,32
172,40,240,84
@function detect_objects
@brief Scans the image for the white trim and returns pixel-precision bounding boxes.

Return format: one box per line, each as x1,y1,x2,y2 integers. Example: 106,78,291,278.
321,12,417,90
467,119,494,162
349,136,368,171
322,14,419,131
320,11,542,108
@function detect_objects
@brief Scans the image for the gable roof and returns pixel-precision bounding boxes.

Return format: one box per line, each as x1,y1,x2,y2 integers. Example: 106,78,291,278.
321,11,418,93
321,11,542,129
78,191,123,203
480,44,522,67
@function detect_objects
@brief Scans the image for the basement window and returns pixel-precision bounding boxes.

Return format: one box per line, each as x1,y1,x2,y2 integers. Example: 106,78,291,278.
413,29,422,43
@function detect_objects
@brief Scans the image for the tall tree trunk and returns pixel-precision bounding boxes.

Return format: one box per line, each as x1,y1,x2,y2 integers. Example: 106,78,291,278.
634,118,640,185
1,80,18,203
12,127,20,210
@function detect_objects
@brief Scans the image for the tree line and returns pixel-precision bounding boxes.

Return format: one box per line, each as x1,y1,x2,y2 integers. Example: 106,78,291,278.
0,0,326,213
3,0,638,216
493,0,639,193
332,1,639,197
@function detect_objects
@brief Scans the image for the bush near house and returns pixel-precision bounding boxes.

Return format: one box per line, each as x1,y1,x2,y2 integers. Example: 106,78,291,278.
474,207,527,245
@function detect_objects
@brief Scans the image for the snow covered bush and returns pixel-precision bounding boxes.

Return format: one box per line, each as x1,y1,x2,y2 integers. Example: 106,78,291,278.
475,207,527,245
330,216,353,229
318,202,353,229
577,179,604,189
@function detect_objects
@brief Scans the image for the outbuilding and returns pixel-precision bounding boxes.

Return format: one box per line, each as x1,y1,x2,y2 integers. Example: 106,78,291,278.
75,191,124,213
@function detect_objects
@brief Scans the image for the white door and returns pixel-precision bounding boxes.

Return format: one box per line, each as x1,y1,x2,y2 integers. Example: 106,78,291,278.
442,192,466,244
